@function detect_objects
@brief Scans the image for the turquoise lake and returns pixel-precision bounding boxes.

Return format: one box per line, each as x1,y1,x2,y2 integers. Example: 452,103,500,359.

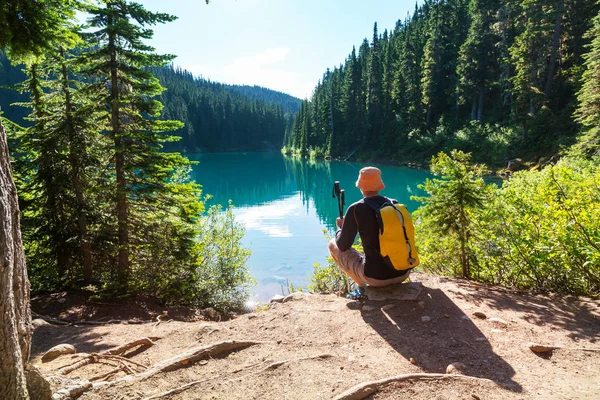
188,152,432,304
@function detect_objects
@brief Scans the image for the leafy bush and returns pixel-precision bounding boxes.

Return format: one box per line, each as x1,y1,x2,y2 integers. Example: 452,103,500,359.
193,203,254,311
473,159,600,294
448,122,519,166
414,154,600,295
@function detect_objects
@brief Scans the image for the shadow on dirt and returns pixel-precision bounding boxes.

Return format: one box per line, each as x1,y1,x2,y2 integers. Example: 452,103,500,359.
352,286,522,392
449,280,600,342
31,325,112,359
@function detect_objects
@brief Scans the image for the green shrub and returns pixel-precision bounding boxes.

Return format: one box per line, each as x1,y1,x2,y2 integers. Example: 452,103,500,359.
414,154,600,295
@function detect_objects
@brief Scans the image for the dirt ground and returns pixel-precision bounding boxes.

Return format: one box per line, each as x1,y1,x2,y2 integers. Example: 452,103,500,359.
30,272,600,399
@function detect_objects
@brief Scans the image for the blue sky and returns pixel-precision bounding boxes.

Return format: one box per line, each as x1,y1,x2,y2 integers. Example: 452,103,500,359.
137,0,416,99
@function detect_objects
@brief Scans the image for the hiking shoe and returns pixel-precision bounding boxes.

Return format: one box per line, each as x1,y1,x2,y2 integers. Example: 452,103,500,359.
346,286,366,300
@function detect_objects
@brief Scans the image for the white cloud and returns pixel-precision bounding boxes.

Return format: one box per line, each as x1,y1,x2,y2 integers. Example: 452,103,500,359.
182,47,316,99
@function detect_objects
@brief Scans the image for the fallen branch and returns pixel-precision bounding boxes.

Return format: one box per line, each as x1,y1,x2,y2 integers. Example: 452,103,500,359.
333,373,496,400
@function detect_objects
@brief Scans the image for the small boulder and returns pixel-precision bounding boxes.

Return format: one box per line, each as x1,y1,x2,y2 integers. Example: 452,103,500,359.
32,319,50,329
528,343,560,353
57,298,67,304
269,294,285,303
417,301,425,309
42,344,76,362
421,316,431,322
472,311,487,319
488,317,508,327
446,362,467,375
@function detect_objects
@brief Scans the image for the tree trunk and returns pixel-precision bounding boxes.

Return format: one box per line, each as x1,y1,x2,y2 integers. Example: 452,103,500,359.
108,15,129,287
544,0,565,100
0,118,33,399
477,88,484,121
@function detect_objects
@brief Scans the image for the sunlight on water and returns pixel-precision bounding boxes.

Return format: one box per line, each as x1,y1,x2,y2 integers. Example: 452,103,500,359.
188,152,431,302
233,193,330,303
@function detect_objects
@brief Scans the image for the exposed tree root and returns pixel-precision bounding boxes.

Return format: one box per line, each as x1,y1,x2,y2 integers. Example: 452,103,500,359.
94,340,265,390
143,352,333,399
143,375,224,400
89,367,122,382
54,381,93,399
32,312,71,326
333,373,497,400
261,353,333,372
60,336,160,375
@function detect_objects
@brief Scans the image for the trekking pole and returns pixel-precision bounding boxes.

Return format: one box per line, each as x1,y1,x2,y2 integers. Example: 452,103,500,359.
332,181,345,218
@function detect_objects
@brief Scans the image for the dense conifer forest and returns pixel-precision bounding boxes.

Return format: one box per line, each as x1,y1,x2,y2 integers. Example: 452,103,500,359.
152,66,297,152
285,0,600,166
0,1,255,307
1,54,299,153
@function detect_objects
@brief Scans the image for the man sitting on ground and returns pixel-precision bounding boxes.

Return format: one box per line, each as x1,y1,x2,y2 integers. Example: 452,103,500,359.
328,166,412,299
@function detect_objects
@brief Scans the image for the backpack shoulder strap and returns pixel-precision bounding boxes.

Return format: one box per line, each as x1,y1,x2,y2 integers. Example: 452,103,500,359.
363,197,393,234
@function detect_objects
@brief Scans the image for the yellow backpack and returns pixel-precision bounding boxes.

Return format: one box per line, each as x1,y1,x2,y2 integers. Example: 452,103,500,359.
364,198,420,271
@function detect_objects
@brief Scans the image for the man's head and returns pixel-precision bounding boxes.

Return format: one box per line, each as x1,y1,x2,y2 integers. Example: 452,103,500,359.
356,166,385,197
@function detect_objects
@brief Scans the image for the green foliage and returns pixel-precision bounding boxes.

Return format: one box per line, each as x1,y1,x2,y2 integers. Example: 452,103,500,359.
413,150,489,278
287,0,599,165
573,3,600,158
0,0,81,61
2,0,255,311
448,122,519,165
309,234,358,295
193,203,254,311
414,155,600,295
309,258,349,295
474,159,600,294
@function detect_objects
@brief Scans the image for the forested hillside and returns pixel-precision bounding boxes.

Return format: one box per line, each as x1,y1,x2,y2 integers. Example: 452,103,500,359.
225,83,301,114
285,0,600,166
0,54,297,153
153,66,297,153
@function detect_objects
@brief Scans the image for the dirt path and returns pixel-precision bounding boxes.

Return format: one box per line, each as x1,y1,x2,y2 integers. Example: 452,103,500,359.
30,273,600,399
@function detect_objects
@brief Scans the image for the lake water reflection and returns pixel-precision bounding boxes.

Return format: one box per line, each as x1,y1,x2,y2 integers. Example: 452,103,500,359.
188,152,431,303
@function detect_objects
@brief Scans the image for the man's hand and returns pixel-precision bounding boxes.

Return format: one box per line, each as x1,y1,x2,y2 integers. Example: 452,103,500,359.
336,217,344,229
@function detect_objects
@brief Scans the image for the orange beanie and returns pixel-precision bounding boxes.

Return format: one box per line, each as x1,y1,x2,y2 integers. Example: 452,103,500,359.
355,166,385,192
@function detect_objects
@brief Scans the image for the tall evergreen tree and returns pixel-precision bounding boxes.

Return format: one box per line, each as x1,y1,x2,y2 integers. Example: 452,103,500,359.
367,22,383,143
456,0,497,121
83,0,192,289
574,2,600,157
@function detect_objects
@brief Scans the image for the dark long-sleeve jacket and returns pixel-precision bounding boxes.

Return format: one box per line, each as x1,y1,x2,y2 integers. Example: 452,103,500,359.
335,195,408,280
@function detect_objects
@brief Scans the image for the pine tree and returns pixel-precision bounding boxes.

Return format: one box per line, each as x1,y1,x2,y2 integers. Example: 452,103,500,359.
83,0,194,290
367,23,383,143
456,0,497,121
574,3,600,157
